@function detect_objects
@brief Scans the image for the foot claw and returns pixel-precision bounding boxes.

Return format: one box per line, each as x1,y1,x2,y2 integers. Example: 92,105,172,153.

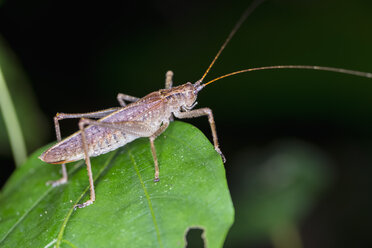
215,147,226,163
74,200,94,210
154,177,160,182
46,177,67,187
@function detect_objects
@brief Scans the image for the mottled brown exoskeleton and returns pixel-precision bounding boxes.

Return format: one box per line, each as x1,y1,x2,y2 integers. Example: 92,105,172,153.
39,0,372,209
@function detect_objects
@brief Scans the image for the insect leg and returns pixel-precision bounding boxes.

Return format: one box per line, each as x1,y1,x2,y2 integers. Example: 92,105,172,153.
117,93,139,107
165,71,175,121
165,71,173,89
75,119,96,209
77,119,170,182
149,121,169,182
47,108,121,187
74,118,156,208
55,108,121,120
173,108,226,162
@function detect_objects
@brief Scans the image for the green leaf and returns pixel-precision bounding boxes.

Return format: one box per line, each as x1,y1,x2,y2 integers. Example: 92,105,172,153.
0,121,234,248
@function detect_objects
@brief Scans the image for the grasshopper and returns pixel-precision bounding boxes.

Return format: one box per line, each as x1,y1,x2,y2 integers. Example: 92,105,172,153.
39,0,372,209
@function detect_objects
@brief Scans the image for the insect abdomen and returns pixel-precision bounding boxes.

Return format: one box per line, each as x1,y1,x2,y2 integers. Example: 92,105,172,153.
39,127,137,164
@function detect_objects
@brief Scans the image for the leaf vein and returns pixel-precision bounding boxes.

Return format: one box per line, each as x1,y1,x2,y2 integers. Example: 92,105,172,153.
55,151,118,248
128,149,163,248
0,161,85,244
0,187,54,244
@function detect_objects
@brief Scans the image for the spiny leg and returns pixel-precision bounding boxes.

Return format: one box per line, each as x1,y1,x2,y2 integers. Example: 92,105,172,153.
174,108,226,162
73,118,156,208
75,119,95,209
149,121,169,182
117,93,139,107
47,107,121,187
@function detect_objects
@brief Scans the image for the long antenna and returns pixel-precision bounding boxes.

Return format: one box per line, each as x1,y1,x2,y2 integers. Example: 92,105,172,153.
202,65,372,87
199,0,266,83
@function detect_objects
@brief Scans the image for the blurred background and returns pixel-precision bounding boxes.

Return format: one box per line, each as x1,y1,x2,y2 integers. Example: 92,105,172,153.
1,0,372,247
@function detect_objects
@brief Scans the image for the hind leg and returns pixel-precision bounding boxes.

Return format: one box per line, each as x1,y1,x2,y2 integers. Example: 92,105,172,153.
47,108,120,187
74,118,155,208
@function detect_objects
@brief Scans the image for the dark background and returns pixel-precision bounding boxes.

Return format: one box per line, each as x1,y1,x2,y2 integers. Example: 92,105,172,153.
1,0,372,247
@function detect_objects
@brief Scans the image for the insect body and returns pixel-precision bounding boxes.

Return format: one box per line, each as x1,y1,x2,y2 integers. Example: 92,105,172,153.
39,75,222,208
39,0,372,209
40,82,208,164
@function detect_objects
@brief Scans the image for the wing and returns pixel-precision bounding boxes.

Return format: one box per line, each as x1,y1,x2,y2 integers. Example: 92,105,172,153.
39,92,166,164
